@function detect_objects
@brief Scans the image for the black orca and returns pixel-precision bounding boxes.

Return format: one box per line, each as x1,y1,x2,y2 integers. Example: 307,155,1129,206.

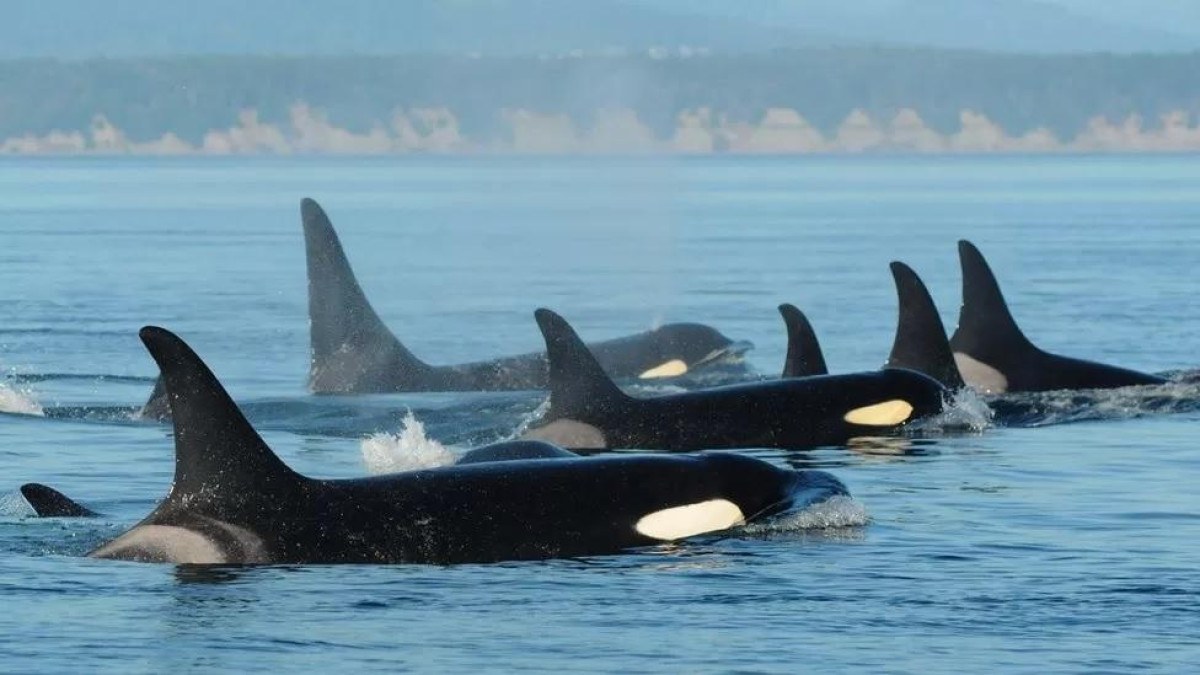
885,262,966,390
302,198,750,393
778,304,828,377
15,442,575,519
87,326,848,564
19,483,98,517
454,440,579,464
16,441,574,518
522,309,948,451
950,240,1166,393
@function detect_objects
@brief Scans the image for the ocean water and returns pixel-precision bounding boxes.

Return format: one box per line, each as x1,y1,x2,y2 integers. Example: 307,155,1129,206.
1,155,1198,672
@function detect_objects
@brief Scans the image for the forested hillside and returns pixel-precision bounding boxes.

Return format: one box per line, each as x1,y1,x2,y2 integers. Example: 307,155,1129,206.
3,49,1199,153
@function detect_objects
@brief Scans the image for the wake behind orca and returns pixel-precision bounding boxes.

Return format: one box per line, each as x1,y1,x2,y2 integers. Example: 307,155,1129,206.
302,198,750,393
82,326,848,565
950,240,1166,393
523,309,948,451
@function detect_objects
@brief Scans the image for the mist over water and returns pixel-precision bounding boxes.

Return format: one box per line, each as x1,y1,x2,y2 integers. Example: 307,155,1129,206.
1,155,1199,672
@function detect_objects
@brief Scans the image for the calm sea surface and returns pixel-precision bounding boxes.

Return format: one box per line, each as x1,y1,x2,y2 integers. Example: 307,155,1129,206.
1,155,1198,672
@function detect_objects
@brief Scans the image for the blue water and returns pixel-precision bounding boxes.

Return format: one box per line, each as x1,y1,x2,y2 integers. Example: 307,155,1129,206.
2,155,1199,672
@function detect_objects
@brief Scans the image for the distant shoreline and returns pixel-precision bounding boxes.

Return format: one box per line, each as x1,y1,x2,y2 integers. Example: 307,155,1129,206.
4,105,1199,157
3,50,1200,157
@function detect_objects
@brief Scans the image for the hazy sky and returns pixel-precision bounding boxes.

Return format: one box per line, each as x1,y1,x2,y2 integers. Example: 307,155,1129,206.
1,0,1197,58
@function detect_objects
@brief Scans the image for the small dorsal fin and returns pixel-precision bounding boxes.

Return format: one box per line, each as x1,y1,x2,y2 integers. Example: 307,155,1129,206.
20,483,98,517
302,198,432,392
534,309,629,420
139,326,302,501
886,262,966,389
950,240,1036,361
778,303,829,377
138,375,170,421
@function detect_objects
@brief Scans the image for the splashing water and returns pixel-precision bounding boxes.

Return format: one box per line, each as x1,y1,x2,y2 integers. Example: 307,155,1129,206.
908,387,994,435
0,382,44,417
505,396,551,440
743,496,871,534
360,411,456,474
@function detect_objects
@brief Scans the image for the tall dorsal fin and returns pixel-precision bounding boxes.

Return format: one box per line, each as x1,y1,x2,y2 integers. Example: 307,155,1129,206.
302,197,431,392
534,309,629,420
950,240,1036,361
778,303,828,377
886,262,965,389
139,326,302,501
20,483,98,517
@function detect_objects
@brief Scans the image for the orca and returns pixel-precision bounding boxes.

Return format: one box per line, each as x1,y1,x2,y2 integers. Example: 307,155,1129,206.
950,240,1166,393
885,262,966,390
302,198,750,393
86,326,849,565
16,442,575,519
15,442,575,519
19,483,98,517
454,440,580,464
778,303,828,378
522,309,948,452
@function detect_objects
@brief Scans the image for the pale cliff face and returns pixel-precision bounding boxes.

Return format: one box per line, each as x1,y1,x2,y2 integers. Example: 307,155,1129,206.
5,105,1200,156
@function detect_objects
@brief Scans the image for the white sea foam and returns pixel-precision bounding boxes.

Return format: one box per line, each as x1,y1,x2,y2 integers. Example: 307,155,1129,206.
0,382,44,416
1004,380,1200,427
360,411,456,475
909,387,994,434
743,495,871,533
505,396,551,440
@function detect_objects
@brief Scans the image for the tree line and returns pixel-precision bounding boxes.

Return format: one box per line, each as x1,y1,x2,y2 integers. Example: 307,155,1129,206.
2,48,1198,143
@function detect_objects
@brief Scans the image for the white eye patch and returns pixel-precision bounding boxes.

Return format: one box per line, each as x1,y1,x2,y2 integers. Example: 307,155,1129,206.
639,359,688,379
635,499,745,541
843,399,914,426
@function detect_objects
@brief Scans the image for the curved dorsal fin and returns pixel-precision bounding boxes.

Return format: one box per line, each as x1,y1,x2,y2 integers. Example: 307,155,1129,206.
302,198,431,392
139,326,302,501
950,240,1036,361
534,309,629,420
886,262,965,389
778,303,828,378
20,483,98,517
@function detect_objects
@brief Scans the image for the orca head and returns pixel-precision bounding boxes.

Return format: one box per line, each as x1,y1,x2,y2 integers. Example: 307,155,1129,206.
711,453,848,520
837,368,948,436
630,453,848,541
639,323,752,379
